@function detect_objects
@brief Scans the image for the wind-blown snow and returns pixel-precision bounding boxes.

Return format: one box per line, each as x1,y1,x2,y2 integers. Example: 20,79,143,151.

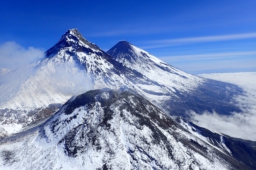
0,60,93,110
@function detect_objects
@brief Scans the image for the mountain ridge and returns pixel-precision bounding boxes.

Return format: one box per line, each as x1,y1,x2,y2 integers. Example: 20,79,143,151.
0,29,254,169
0,89,253,170
0,29,243,137
108,39,243,117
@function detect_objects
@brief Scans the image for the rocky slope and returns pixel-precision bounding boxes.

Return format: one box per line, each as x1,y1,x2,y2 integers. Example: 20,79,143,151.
108,41,243,117
0,89,253,170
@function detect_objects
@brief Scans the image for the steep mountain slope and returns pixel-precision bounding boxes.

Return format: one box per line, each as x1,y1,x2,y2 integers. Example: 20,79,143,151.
178,119,256,170
0,29,159,134
108,41,243,117
0,29,120,110
108,41,201,92
0,89,252,170
0,29,178,135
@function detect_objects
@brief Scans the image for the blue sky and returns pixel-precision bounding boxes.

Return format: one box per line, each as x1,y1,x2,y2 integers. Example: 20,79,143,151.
0,0,255,74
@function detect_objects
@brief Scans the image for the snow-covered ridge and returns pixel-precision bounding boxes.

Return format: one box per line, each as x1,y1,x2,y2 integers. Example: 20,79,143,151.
0,29,244,138
108,41,203,92
0,29,200,111
0,89,250,170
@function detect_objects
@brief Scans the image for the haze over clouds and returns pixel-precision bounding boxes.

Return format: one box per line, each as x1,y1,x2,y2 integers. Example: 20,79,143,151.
194,73,256,140
0,42,44,70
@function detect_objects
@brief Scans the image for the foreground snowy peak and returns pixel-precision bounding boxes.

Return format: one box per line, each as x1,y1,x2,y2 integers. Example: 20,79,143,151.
0,89,251,170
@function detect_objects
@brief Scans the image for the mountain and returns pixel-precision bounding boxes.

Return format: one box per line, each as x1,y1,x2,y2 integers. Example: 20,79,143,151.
0,29,255,169
0,29,146,134
107,41,201,92
0,89,254,170
0,29,243,136
108,41,243,117
1,29,183,135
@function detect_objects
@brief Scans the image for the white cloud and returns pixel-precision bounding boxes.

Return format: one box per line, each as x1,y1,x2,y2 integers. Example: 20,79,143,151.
161,56,256,74
156,32,256,43
191,72,256,141
159,51,256,62
0,41,44,70
143,32,256,49
191,109,256,141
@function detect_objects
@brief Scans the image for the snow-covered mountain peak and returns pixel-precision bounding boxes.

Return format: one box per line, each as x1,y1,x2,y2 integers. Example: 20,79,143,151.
118,40,130,45
61,28,85,41
108,41,163,65
45,29,100,58
111,41,132,53
108,41,203,92
66,28,81,36
61,28,91,46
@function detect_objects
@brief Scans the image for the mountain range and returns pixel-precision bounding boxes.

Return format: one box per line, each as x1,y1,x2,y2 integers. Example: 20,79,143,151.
0,29,241,134
0,29,255,169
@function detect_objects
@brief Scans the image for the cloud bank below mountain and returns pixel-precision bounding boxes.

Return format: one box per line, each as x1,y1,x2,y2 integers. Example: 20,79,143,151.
194,72,256,140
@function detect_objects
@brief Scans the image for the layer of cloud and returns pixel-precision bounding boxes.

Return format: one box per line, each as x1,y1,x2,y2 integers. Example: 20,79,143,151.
0,41,44,70
160,51,256,62
143,32,256,49
191,73,256,141
191,109,256,141
160,54,256,74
